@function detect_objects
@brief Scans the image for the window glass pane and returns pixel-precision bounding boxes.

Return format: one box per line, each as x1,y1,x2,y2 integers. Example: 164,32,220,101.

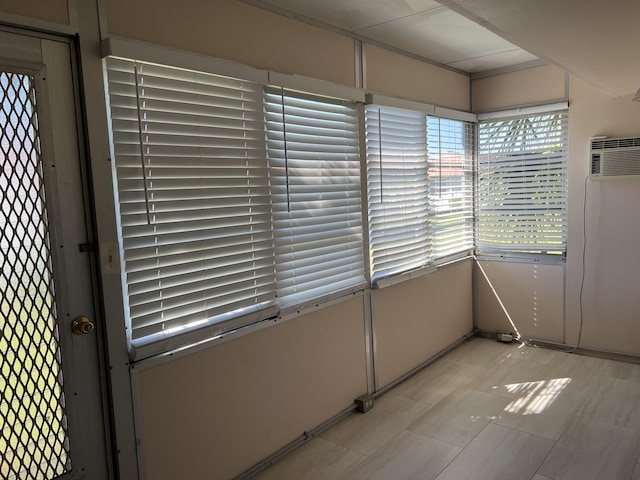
477,111,568,254
427,116,474,259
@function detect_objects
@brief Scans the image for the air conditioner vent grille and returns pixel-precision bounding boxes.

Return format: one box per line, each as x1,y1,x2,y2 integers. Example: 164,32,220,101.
591,137,640,150
590,136,640,179
603,151,640,176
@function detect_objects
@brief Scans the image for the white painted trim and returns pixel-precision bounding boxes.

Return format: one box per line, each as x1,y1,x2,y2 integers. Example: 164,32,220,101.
365,92,436,115
269,70,365,102
97,0,109,40
477,101,569,120
434,105,477,122
102,36,269,85
103,36,366,102
128,369,146,480
74,1,140,478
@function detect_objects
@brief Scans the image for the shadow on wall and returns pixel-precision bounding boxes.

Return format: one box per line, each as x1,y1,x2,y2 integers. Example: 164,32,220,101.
475,259,565,343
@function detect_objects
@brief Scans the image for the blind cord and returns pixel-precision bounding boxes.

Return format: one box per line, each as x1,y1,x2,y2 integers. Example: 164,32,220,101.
280,87,291,212
133,62,152,225
378,108,383,204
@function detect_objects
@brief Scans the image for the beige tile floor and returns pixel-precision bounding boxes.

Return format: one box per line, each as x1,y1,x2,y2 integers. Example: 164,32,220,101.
254,337,640,480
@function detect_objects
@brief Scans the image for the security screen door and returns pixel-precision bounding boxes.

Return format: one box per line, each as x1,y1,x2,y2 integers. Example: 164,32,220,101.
0,31,109,479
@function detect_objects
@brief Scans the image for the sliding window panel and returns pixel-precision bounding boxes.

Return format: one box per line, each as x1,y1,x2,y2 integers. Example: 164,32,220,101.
365,105,430,283
427,116,474,260
477,110,568,256
105,57,277,355
264,88,366,309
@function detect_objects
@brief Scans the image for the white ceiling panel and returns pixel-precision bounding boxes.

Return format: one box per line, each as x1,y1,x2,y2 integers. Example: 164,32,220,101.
247,0,539,74
258,0,442,32
438,0,640,95
356,8,527,66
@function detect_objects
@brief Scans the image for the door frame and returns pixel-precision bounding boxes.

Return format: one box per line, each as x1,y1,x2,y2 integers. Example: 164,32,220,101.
0,4,140,479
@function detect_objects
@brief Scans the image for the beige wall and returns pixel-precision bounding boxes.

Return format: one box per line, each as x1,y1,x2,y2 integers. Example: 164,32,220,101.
137,258,475,479
136,298,368,480
366,44,470,111
565,77,640,354
106,0,356,87
0,0,68,24
474,66,640,355
473,64,566,112
475,260,564,342
373,260,473,388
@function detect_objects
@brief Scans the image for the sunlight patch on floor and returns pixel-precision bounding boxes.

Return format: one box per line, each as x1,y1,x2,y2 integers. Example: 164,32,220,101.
504,378,571,415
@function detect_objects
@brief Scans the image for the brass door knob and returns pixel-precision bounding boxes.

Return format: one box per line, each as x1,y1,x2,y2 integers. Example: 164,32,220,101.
71,316,95,335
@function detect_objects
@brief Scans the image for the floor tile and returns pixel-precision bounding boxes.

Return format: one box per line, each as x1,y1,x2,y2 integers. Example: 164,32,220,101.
259,339,640,480
394,362,489,406
409,387,509,447
493,379,588,440
320,393,431,456
538,417,640,480
343,430,461,480
602,359,640,384
464,355,548,398
578,376,640,430
433,423,554,480
500,342,562,365
445,338,510,368
254,437,365,480
542,352,606,392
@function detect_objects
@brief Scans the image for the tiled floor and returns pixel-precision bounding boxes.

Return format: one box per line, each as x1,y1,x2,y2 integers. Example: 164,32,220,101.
254,337,640,480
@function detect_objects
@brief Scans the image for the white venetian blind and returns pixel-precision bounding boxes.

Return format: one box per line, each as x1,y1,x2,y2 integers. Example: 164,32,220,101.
264,87,365,307
105,57,277,347
365,105,430,282
427,116,474,259
477,110,568,254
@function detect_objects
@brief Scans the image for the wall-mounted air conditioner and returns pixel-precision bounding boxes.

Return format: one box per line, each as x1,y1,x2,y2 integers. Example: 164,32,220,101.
590,136,640,179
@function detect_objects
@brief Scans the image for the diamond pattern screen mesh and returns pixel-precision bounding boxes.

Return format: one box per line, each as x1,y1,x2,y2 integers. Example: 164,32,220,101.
1,72,70,479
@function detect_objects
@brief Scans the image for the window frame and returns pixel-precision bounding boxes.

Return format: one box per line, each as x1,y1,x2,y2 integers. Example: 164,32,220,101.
476,103,569,262
364,100,477,287
103,53,369,359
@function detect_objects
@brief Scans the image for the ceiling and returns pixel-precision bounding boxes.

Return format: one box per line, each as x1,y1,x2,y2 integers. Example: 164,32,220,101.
246,0,640,97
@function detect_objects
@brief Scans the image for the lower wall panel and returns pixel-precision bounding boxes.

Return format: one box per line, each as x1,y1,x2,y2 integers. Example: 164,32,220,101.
476,260,564,343
135,297,367,480
135,260,475,479
373,260,473,389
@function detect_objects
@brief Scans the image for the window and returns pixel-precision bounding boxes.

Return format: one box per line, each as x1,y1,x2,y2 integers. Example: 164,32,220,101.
477,109,568,256
365,105,430,282
365,104,475,283
105,58,367,355
264,88,366,308
427,117,474,259
105,58,278,353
